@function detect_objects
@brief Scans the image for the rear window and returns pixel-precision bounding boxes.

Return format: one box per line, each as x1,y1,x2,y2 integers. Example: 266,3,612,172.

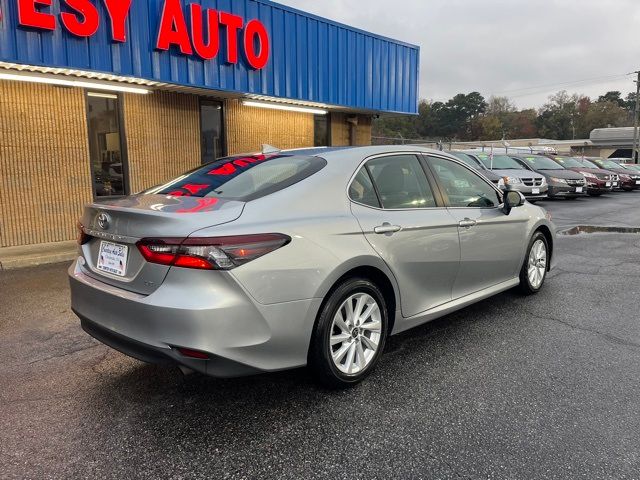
150,154,326,201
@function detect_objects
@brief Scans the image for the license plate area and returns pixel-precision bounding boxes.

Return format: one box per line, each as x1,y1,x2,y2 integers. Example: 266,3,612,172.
532,188,540,195
575,187,583,193
606,182,611,187
96,241,128,277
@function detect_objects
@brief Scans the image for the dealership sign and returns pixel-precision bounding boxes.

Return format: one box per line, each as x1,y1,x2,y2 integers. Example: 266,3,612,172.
14,0,270,69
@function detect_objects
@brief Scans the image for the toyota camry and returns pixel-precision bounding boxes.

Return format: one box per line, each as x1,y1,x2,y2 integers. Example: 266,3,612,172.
69,146,555,387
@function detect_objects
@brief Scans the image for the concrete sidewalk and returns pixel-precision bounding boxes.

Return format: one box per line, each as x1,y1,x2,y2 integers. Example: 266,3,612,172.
0,240,76,270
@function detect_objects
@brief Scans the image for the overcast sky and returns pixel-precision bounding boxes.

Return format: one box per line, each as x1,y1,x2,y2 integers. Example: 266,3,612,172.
278,0,640,109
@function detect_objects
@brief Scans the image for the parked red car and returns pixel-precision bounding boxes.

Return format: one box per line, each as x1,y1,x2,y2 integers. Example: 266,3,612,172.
550,156,614,196
585,158,640,191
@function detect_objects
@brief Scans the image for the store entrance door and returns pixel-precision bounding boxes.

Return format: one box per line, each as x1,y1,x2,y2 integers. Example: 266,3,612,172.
86,92,128,198
200,100,225,163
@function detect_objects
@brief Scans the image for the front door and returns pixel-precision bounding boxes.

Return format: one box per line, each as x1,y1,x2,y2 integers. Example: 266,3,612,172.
349,153,461,318
426,155,528,299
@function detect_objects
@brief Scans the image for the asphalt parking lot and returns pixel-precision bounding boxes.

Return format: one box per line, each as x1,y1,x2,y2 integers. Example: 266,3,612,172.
2,192,640,479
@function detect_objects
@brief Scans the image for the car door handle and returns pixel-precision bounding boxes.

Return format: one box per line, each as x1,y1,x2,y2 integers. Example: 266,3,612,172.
374,223,402,234
458,218,477,229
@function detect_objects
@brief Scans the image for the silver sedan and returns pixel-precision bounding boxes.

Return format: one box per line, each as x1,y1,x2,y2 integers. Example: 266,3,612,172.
69,146,555,387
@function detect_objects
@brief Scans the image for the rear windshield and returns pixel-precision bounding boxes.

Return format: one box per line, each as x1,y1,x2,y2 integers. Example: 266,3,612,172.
519,156,564,170
475,154,522,170
150,154,326,201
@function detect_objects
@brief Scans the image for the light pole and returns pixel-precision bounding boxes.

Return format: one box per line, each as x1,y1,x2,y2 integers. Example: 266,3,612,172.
632,71,640,164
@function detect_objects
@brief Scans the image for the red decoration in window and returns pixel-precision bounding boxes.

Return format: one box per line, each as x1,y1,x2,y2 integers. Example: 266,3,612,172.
208,163,236,176
181,183,210,195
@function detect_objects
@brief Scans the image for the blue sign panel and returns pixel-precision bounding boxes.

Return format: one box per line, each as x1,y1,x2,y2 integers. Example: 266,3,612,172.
0,0,419,113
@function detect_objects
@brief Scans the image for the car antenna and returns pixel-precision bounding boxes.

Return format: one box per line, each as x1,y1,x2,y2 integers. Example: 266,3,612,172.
262,144,281,155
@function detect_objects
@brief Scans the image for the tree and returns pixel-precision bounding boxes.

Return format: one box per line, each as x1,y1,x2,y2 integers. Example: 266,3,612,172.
441,92,487,140
372,88,636,143
537,91,581,139
508,109,538,139
581,101,630,135
477,115,503,140
598,91,625,107
486,96,516,116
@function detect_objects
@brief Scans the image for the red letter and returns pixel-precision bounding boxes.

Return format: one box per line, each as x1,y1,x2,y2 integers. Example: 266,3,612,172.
244,19,269,69
156,0,193,55
219,11,243,64
190,4,219,60
17,0,55,30
60,0,99,37
103,0,132,42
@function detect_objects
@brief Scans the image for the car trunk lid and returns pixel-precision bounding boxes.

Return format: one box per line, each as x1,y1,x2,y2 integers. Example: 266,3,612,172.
79,194,244,295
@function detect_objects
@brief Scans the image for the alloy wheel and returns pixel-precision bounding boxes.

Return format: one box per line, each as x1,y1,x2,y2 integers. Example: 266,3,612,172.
329,293,382,375
527,239,547,289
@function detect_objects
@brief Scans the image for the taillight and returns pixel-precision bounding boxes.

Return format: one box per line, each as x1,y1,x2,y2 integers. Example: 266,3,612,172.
136,234,290,270
77,221,90,245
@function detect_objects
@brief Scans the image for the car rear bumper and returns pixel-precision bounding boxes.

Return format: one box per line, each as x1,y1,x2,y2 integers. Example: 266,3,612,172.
68,258,320,377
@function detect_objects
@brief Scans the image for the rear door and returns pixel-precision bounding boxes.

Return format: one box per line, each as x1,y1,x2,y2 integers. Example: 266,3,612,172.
425,155,528,299
349,153,461,317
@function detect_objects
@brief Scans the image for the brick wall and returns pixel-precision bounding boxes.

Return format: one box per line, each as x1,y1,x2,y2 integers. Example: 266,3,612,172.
225,99,315,155
123,91,201,192
0,81,92,247
0,83,373,249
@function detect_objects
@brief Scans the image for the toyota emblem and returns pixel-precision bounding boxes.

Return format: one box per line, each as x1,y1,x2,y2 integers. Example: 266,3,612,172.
97,212,111,230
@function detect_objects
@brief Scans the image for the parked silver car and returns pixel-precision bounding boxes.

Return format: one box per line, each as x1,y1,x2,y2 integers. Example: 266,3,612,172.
461,151,548,202
69,146,555,387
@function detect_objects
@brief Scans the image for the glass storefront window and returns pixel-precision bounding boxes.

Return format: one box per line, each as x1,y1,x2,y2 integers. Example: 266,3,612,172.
200,100,225,164
86,92,127,197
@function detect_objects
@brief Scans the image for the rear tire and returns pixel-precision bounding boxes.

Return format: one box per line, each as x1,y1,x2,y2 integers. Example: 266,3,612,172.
308,278,388,388
518,232,549,295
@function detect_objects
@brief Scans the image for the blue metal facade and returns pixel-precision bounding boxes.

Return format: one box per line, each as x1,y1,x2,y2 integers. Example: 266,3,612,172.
0,0,419,114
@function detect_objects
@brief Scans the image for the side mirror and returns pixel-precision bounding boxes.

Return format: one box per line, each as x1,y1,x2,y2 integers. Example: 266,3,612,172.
503,190,524,215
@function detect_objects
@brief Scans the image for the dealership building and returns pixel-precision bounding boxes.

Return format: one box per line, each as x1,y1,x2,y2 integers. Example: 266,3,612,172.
0,0,419,253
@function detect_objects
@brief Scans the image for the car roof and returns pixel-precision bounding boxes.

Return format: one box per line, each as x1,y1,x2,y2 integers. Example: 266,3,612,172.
287,145,455,162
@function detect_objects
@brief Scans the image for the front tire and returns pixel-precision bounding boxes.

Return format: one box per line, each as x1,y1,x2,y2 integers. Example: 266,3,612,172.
308,278,388,388
518,232,549,295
